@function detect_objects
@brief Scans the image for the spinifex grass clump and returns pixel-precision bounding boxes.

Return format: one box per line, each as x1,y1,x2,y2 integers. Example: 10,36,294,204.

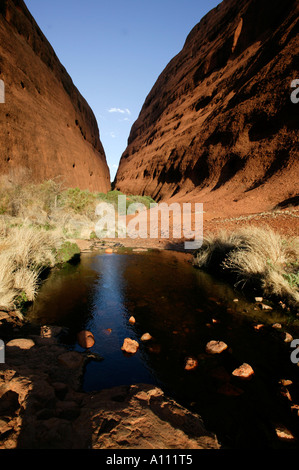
193,226,299,307
0,225,62,310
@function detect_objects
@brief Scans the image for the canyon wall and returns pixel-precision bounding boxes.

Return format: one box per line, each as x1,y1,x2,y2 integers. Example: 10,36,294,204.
0,0,110,192
115,0,298,215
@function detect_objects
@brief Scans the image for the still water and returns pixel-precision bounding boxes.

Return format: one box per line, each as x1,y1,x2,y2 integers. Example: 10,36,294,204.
28,249,299,448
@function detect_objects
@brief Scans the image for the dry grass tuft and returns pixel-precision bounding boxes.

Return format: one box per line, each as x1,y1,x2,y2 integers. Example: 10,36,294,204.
193,226,299,307
0,225,62,310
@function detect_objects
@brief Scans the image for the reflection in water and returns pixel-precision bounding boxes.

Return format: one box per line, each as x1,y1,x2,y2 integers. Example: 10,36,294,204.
81,254,156,390
28,250,299,449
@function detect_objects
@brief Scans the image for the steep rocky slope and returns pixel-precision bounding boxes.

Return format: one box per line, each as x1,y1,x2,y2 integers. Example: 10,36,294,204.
0,0,110,192
115,0,298,217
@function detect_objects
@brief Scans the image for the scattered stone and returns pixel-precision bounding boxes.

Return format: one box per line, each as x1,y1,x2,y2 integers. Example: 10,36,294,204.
6,339,35,350
272,323,282,329
41,326,63,338
259,303,273,310
58,351,84,369
279,379,293,387
77,330,95,349
255,297,263,302
232,363,254,380
129,316,136,325
205,340,228,355
212,319,220,324
103,328,112,335
105,248,114,254
275,424,296,441
184,357,198,371
284,332,293,343
233,299,239,303
291,404,299,416
253,324,264,330
280,387,292,402
140,333,152,342
121,338,139,354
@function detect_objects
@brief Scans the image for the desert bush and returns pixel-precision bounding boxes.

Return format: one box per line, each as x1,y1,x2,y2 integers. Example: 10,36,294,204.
193,226,299,307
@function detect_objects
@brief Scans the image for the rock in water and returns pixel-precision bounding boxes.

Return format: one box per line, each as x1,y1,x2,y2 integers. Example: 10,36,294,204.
0,0,110,192
114,0,298,215
77,331,95,349
121,338,139,355
232,363,254,380
184,357,198,371
205,341,228,354
140,333,152,342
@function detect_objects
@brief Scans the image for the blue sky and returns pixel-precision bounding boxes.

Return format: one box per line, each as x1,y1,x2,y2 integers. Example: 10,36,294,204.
25,0,220,180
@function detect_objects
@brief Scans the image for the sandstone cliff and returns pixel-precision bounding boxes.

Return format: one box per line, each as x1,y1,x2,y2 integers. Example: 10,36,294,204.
115,0,299,216
0,0,110,192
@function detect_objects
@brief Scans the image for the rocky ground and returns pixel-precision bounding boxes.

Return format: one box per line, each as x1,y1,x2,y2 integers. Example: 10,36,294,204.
0,318,219,449
1,206,298,449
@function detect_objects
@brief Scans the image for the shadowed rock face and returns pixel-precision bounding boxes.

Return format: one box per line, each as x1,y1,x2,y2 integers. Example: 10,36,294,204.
0,0,110,192
115,0,299,215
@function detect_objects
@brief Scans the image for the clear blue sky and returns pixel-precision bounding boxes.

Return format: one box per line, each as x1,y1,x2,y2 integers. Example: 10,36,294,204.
25,0,220,180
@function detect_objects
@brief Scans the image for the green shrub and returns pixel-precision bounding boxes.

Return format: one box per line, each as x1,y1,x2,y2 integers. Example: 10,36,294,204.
55,241,81,264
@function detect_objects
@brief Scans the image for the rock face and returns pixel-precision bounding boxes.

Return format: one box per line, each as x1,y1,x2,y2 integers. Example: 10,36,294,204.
0,0,110,192
115,0,298,216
